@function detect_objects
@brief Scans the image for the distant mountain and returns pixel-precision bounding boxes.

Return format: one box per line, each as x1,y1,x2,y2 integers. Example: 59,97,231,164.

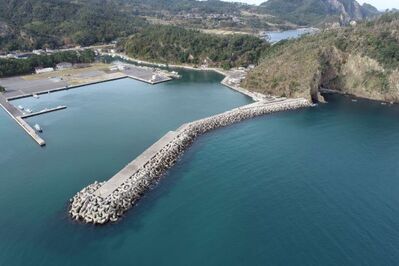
260,0,380,25
0,0,382,52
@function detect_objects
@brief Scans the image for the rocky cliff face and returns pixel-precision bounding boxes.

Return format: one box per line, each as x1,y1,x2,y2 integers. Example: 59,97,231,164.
261,0,379,25
242,13,399,103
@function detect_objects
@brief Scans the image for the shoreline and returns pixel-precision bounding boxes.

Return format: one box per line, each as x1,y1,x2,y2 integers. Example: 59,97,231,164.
320,88,395,105
0,63,174,146
101,52,228,75
101,52,264,101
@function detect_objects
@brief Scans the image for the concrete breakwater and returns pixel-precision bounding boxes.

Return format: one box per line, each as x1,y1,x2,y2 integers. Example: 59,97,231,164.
69,98,311,224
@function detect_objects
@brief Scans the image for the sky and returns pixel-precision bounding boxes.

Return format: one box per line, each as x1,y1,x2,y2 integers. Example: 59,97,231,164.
224,0,399,10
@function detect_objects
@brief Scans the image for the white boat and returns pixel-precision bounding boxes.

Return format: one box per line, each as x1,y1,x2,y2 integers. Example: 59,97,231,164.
18,105,24,110
33,94,39,99
34,124,42,132
25,108,32,113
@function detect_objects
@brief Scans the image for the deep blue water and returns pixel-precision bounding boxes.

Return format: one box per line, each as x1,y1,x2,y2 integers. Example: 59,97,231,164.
1,70,399,265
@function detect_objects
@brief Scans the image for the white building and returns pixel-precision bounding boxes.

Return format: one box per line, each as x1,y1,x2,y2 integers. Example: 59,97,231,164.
35,67,54,74
56,62,73,70
32,49,45,55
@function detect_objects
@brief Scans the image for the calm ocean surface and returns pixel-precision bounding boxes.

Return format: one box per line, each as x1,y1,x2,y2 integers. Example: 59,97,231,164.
0,70,398,265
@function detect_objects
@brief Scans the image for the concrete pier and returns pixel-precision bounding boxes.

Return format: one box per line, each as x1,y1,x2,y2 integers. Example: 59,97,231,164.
0,63,176,146
21,106,67,118
0,94,45,146
94,131,179,198
69,98,311,224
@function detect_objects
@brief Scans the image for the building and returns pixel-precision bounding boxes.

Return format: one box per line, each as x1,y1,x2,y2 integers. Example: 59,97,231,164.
35,67,54,74
56,62,73,70
350,21,357,27
32,49,45,55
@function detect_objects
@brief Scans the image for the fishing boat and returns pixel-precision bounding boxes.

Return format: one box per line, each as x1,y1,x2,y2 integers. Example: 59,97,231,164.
34,124,42,132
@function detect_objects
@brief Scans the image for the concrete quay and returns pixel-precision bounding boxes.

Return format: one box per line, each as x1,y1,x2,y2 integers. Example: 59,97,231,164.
93,131,180,198
69,97,311,224
0,63,175,146
21,106,67,118
0,94,45,146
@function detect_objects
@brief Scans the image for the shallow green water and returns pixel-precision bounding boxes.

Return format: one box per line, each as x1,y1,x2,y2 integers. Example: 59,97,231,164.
1,70,399,265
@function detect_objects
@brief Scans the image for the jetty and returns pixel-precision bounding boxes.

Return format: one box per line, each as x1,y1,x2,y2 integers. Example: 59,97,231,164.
0,94,46,146
21,106,67,118
69,97,311,224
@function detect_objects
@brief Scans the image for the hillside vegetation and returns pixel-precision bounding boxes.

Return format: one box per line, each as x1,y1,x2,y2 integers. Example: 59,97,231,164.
0,0,147,51
0,50,95,77
122,26,269,69
260,0,379,26
0,0,379,52
242,12,399,102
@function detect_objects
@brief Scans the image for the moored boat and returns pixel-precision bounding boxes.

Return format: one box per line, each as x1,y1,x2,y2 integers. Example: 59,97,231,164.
34,124,42,132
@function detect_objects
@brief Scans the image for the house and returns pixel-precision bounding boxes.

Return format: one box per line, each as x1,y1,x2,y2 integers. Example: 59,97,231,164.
35,67,54,74
56,62,73,70
350,21,357,27
32,49,45,55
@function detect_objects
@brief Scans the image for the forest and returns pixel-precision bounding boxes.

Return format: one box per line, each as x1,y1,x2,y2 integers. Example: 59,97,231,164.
122,25,269,69
0,50,95,77
0,0,148,51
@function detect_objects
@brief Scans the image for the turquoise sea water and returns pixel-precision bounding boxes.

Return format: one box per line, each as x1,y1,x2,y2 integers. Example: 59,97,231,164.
1,70,399,265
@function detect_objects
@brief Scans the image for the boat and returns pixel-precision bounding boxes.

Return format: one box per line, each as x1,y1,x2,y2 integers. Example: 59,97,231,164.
18,105,24,110
33,94,39,99
34,124,42,132
25,108,32,113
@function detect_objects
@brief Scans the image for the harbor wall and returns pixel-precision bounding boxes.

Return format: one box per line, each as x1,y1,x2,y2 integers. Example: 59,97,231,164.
69,98,311,224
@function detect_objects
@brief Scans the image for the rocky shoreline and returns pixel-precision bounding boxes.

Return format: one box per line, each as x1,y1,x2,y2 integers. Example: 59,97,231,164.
69,98,311,224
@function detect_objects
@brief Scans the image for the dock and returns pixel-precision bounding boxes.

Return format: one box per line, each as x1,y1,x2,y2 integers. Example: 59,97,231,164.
21,106,67,118
0,94,45,146
0,63,176,146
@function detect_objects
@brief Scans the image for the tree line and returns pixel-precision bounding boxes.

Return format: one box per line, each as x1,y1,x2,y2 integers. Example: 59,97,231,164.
0,50,95,77
122,25,269,69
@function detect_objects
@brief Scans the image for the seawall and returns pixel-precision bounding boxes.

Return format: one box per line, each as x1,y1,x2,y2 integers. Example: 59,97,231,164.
69,98,311,224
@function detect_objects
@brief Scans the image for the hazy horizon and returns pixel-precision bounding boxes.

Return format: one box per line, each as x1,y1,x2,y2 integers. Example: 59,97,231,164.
224,0,399,10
